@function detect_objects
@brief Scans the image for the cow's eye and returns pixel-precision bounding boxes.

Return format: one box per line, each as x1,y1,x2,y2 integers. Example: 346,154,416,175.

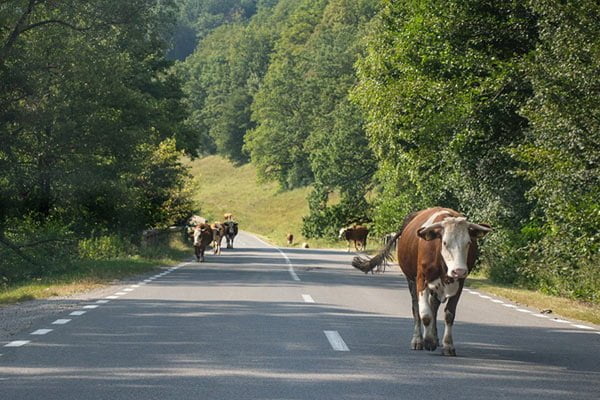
443,241,447,246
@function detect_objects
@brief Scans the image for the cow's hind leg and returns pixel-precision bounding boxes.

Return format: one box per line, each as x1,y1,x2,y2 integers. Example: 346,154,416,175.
407,279,423,350
430,293,441,347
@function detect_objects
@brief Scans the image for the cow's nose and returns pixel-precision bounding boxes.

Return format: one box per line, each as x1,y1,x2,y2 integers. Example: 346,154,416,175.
451,268,468,279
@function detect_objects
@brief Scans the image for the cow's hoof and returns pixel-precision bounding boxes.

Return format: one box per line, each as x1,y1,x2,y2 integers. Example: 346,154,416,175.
442,346,456,356
411,339,423,350
423,337,438,351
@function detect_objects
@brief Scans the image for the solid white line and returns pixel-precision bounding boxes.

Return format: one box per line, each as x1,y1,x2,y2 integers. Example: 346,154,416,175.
502,304,517,308
478,295,492,299
31,329,52,335
553,319,571,324
252,235,300,281
83,305,99,309
532,314,549,318
4,340,30,347
70,311,86,316
96,300,110,304
52,319,71,325
490,299,504,304
324,331,349,351
106,296,119,299
572,324,594,330
302,294,315,303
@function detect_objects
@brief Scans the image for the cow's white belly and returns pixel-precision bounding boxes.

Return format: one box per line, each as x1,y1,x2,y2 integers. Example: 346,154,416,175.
427,278,460,302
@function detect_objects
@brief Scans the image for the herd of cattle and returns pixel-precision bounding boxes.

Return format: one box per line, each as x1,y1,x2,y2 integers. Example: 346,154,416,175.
187,213,239,262
187,207,492,356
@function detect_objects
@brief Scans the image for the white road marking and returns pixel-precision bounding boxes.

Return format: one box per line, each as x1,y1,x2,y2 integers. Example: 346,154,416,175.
31,329,52,335
96,300,110,304
143,279,153,282
302,294,315,303
83,305,99,309
115,292,127,296
252,235,300,281
70,311,87,316
532,314,549,319
131,284,141,288
502,304,517,308
553,319,571,324
572,324,594,330
324,331,349,351
106,296,119,299
123,288,134,292
4,341,30,347
516,309,533,313
52,319,71,325
490,299,504,304
479,295,492,299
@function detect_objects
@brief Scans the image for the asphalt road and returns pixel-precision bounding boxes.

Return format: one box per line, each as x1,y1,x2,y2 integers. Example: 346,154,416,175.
1,231,599,399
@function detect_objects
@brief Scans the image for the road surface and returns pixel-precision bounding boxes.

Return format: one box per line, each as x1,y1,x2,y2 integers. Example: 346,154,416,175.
1,231,599,399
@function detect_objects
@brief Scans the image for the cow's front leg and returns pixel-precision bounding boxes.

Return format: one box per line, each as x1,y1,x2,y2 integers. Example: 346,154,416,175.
441,286,462,356
418,288,438,351
407,279,423,350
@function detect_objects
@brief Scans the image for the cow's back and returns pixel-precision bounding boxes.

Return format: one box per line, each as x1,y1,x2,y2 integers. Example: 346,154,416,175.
396,207,460,280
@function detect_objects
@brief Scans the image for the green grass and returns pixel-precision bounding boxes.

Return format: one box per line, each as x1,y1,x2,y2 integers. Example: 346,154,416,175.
186,155,343,249
0,237,190,305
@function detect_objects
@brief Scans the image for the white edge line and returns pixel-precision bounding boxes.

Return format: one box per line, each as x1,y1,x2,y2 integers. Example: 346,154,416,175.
253,235,300,281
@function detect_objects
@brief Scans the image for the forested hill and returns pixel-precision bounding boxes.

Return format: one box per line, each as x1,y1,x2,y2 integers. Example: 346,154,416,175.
174,0,599,303
1,1,598,305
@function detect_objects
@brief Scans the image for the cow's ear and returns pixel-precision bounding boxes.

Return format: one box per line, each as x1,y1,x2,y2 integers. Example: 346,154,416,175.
417,226,442,241
469,223,492,239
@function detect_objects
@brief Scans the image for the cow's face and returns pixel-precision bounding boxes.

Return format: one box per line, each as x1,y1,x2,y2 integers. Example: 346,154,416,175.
338,228,347,239
418,217,492,279
193,226,208,246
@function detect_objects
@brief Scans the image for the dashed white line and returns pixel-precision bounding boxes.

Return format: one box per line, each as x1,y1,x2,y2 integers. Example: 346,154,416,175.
115,292,127,296
4,340,30,347
96,300,110,304
106,295,119,299
302,294,315,303
123,288,134,292
82,305,99,309
70,311,86,316
52,319,71,325
324,331,349,351
31,329,52,335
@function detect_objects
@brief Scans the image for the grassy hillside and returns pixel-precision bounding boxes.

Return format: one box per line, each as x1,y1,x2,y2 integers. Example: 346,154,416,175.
186,156,342,248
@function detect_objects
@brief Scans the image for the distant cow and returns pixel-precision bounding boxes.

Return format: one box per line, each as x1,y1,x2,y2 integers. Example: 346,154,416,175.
286,233,294,245
193,223,213,262
223,220,238,249
211,222,225,255
224,213,233,221
353,207,491,356
339,225,369,252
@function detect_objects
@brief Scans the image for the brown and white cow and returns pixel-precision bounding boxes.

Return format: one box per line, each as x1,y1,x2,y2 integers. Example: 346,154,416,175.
193,223,213,262
211,222,225,255
339,225,369,252
352,207,491,356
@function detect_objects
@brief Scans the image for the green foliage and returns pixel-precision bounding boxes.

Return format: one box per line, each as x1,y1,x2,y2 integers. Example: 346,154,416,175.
78,235,134,260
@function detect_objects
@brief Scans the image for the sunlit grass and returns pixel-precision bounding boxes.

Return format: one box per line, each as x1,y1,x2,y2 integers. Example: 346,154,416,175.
186,155,344,249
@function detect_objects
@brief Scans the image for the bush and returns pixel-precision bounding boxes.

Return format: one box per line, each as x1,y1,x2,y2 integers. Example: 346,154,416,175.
78,235,135,260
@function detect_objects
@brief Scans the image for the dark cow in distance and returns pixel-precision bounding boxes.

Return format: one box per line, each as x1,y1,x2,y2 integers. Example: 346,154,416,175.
223,220,238,249
211,222,225,255
193,223,213,262
353,207,491,356
339,225,369,252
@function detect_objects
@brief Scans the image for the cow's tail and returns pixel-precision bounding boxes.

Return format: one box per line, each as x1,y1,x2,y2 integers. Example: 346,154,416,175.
352,230,401,274
352,211,419,274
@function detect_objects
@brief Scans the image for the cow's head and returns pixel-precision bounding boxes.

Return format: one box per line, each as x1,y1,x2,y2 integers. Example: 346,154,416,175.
338,227,347,239
417,217,492,279
193,225,209,246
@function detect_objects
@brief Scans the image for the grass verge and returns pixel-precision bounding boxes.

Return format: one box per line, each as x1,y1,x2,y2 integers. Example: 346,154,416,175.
0,237,191,306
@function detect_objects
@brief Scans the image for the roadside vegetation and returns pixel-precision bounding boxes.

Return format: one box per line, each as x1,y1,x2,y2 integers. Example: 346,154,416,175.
1,1,598,325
